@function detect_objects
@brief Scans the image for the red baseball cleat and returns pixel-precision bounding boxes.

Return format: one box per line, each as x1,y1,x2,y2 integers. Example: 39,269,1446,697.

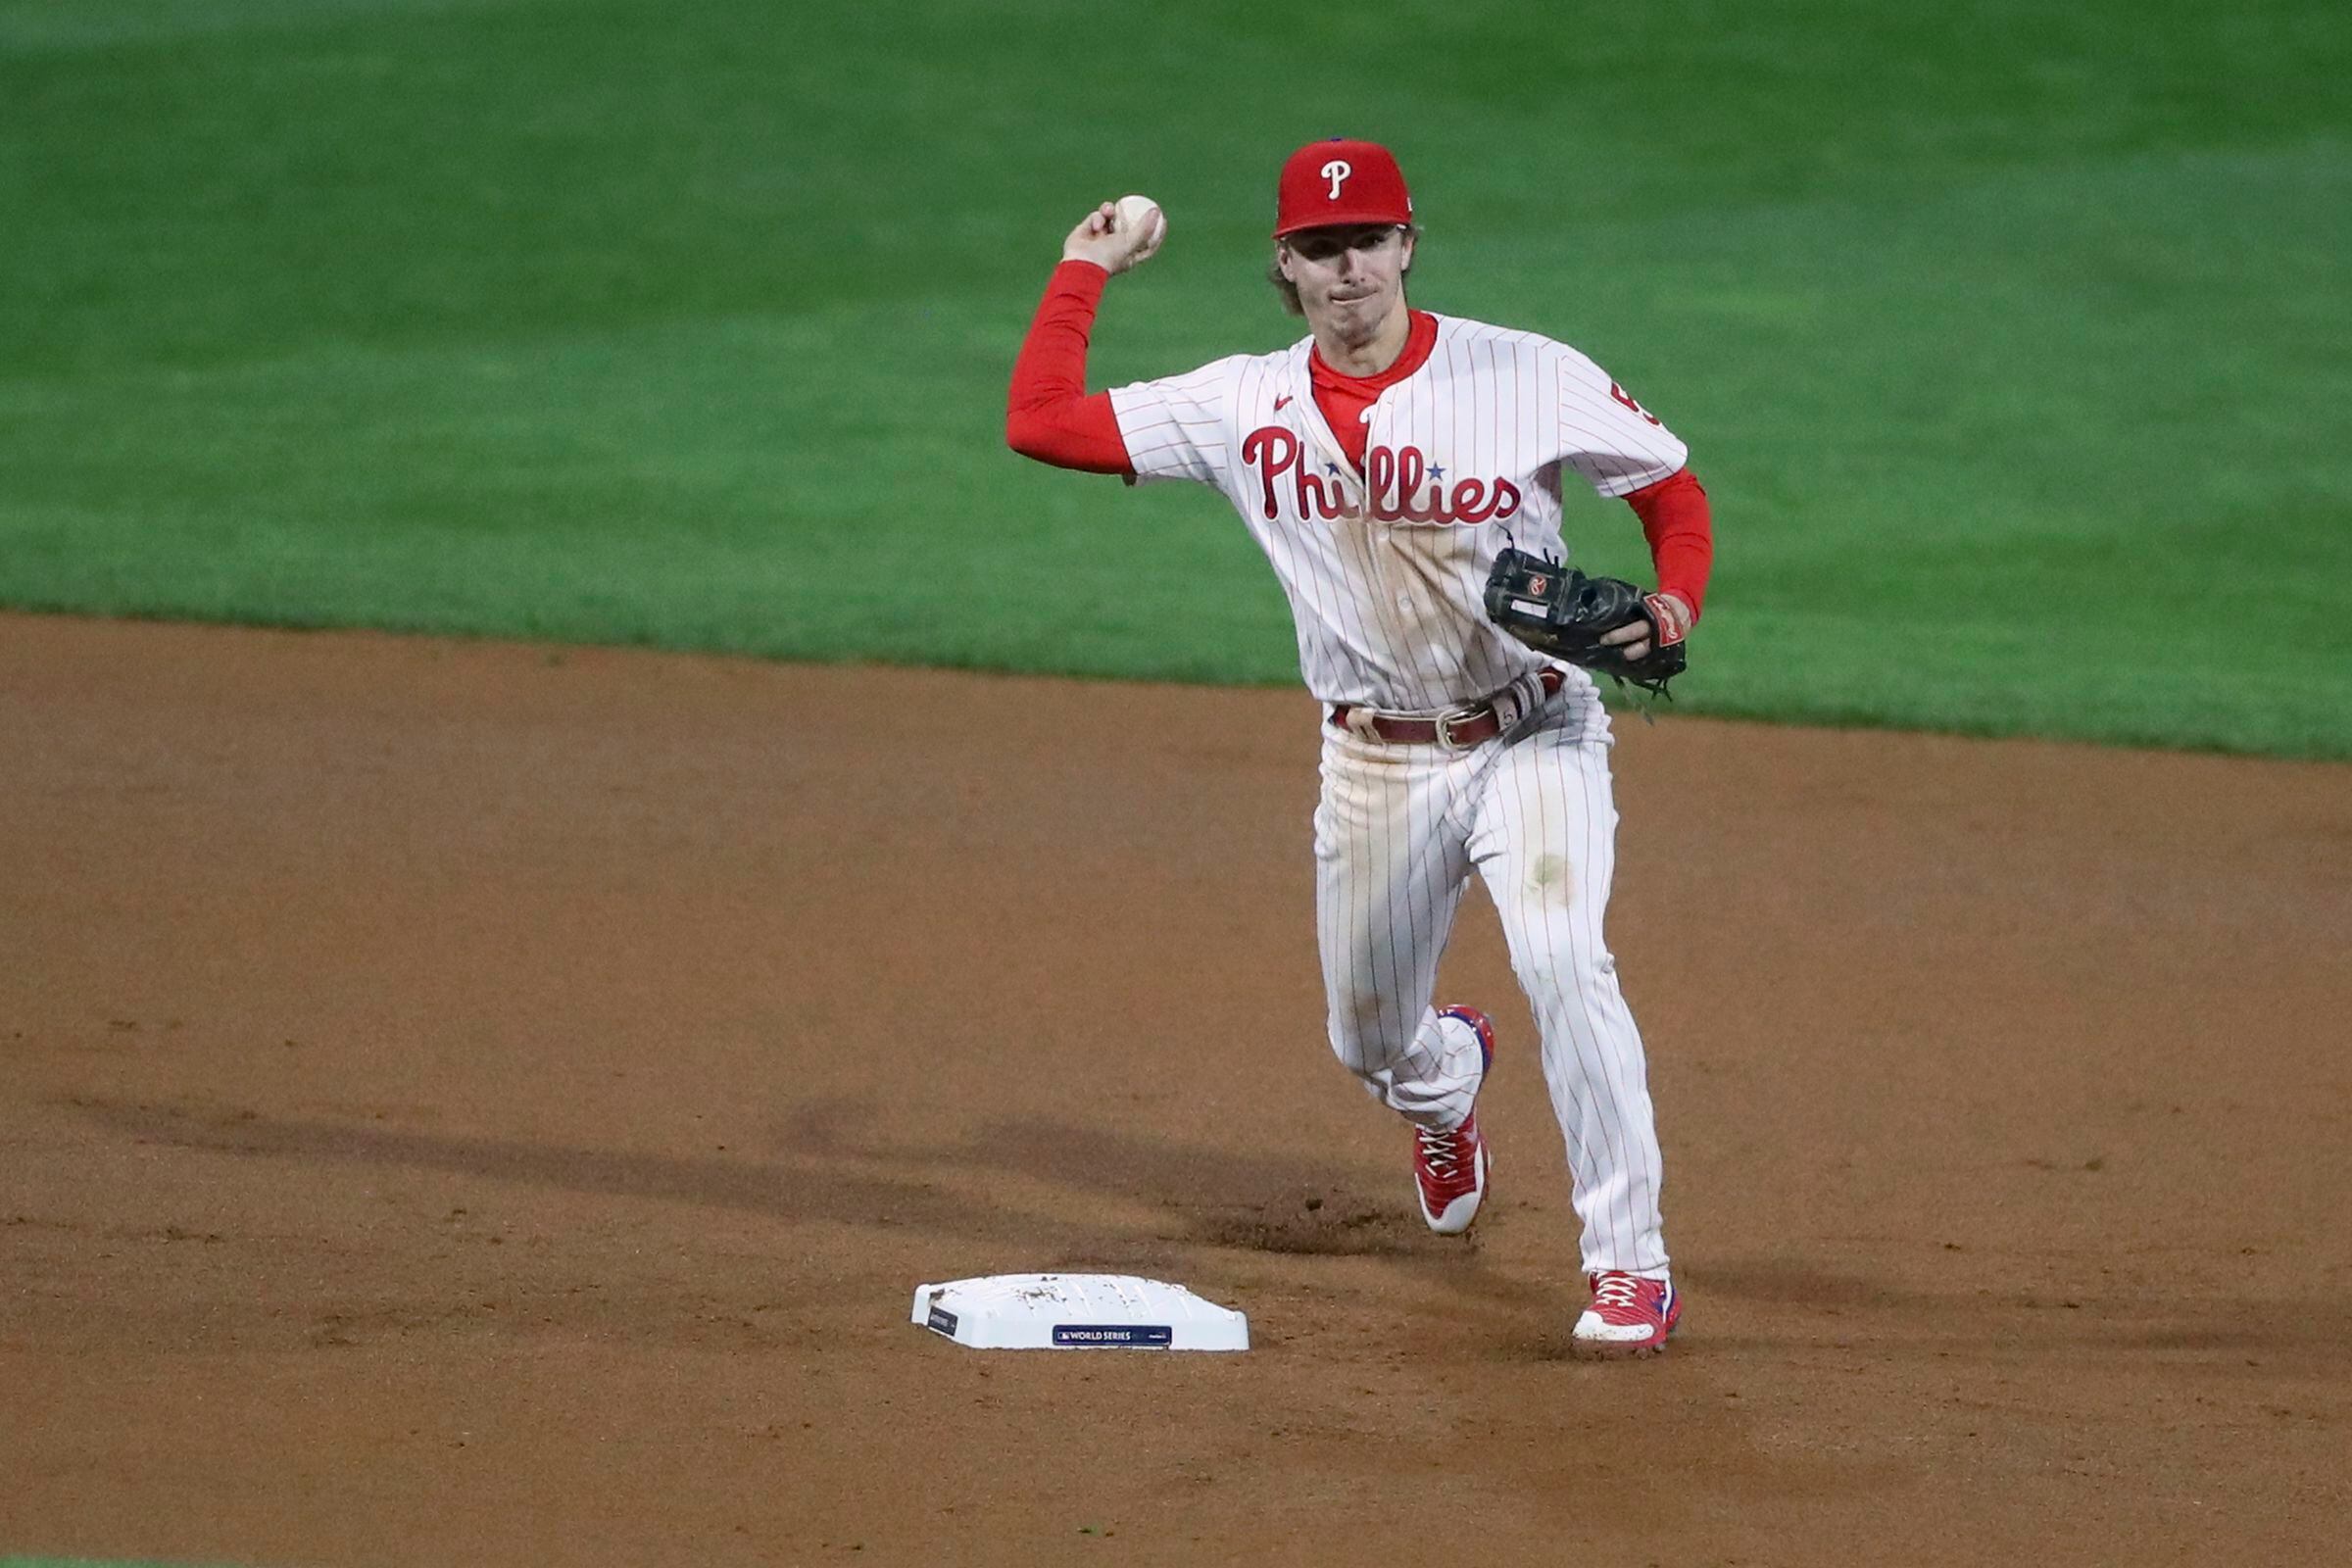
1572,1271,1683,1357
1413,1005,1496,1235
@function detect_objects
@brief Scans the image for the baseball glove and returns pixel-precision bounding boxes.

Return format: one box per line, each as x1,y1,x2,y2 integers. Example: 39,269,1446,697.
1483,548,1689,698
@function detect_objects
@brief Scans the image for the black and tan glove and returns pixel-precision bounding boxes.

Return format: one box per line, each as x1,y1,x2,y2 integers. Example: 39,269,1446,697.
1483,549,1689,698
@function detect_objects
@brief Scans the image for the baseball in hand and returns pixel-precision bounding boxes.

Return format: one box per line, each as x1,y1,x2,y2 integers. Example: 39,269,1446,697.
1112,194,1166,263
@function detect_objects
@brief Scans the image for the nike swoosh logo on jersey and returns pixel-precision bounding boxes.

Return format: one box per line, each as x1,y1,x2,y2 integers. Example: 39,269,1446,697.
1273,395,1294,412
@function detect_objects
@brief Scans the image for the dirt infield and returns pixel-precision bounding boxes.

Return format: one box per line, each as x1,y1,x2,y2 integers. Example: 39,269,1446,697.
4,612,2348,1566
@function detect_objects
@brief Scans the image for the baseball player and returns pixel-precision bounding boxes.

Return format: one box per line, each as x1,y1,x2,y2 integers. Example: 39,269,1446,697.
1005,138,1713,1356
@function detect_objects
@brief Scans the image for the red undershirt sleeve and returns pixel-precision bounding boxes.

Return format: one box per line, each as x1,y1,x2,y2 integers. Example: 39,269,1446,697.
1004,260,1135,476
1623,466,1714,620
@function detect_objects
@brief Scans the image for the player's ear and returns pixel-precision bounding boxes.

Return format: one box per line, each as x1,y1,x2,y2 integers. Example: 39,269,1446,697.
1274,240,1295,282
1399,225,1417,270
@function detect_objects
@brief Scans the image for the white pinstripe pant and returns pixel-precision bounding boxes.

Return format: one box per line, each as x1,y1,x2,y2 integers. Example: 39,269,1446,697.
1313,694,1669,1277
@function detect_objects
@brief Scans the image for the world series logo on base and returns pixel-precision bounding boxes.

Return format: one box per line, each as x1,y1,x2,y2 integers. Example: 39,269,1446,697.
910,1274,1249,1351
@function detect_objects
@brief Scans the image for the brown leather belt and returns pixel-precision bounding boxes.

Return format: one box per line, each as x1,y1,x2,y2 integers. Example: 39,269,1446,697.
1328,668,1564,750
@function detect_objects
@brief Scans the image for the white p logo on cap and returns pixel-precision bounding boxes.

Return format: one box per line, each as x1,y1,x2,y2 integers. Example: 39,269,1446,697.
1321,159,1352,200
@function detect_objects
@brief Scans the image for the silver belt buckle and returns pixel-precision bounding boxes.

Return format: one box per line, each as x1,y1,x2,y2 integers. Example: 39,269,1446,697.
1436,701,1488,751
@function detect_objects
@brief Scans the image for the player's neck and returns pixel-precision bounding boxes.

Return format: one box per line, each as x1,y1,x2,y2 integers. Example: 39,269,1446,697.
1310,301,1412,378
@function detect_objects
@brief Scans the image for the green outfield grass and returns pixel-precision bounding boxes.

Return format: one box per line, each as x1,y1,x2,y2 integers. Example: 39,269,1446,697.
3,0,2347,756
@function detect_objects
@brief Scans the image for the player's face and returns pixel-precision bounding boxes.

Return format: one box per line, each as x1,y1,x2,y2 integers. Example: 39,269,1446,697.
1278,223,1415,342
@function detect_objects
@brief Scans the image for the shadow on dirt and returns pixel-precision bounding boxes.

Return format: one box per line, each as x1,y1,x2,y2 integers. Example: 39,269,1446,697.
72,1095,1010,1234
897,1115,1439,1257
67,1095,1465,1264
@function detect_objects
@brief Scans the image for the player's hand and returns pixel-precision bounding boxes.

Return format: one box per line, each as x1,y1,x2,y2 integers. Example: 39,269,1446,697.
1062,203,1161,275
1597,590,1693,662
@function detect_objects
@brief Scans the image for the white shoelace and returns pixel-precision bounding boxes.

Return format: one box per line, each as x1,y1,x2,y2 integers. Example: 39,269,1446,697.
1416,1123,1467,1177
1592,1273,1643,1309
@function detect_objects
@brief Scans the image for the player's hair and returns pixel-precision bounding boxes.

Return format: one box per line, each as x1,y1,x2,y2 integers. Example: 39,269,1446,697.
1268,224,1420,317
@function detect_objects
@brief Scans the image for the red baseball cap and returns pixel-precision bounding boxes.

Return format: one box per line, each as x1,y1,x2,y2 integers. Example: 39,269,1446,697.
1274,137,1413,238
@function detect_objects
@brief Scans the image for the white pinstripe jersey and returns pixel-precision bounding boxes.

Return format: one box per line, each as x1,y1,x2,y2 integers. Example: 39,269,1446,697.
1107,314,1688,711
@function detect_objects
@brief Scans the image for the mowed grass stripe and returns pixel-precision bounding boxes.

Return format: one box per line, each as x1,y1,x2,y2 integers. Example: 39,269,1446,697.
3,1,2346,755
